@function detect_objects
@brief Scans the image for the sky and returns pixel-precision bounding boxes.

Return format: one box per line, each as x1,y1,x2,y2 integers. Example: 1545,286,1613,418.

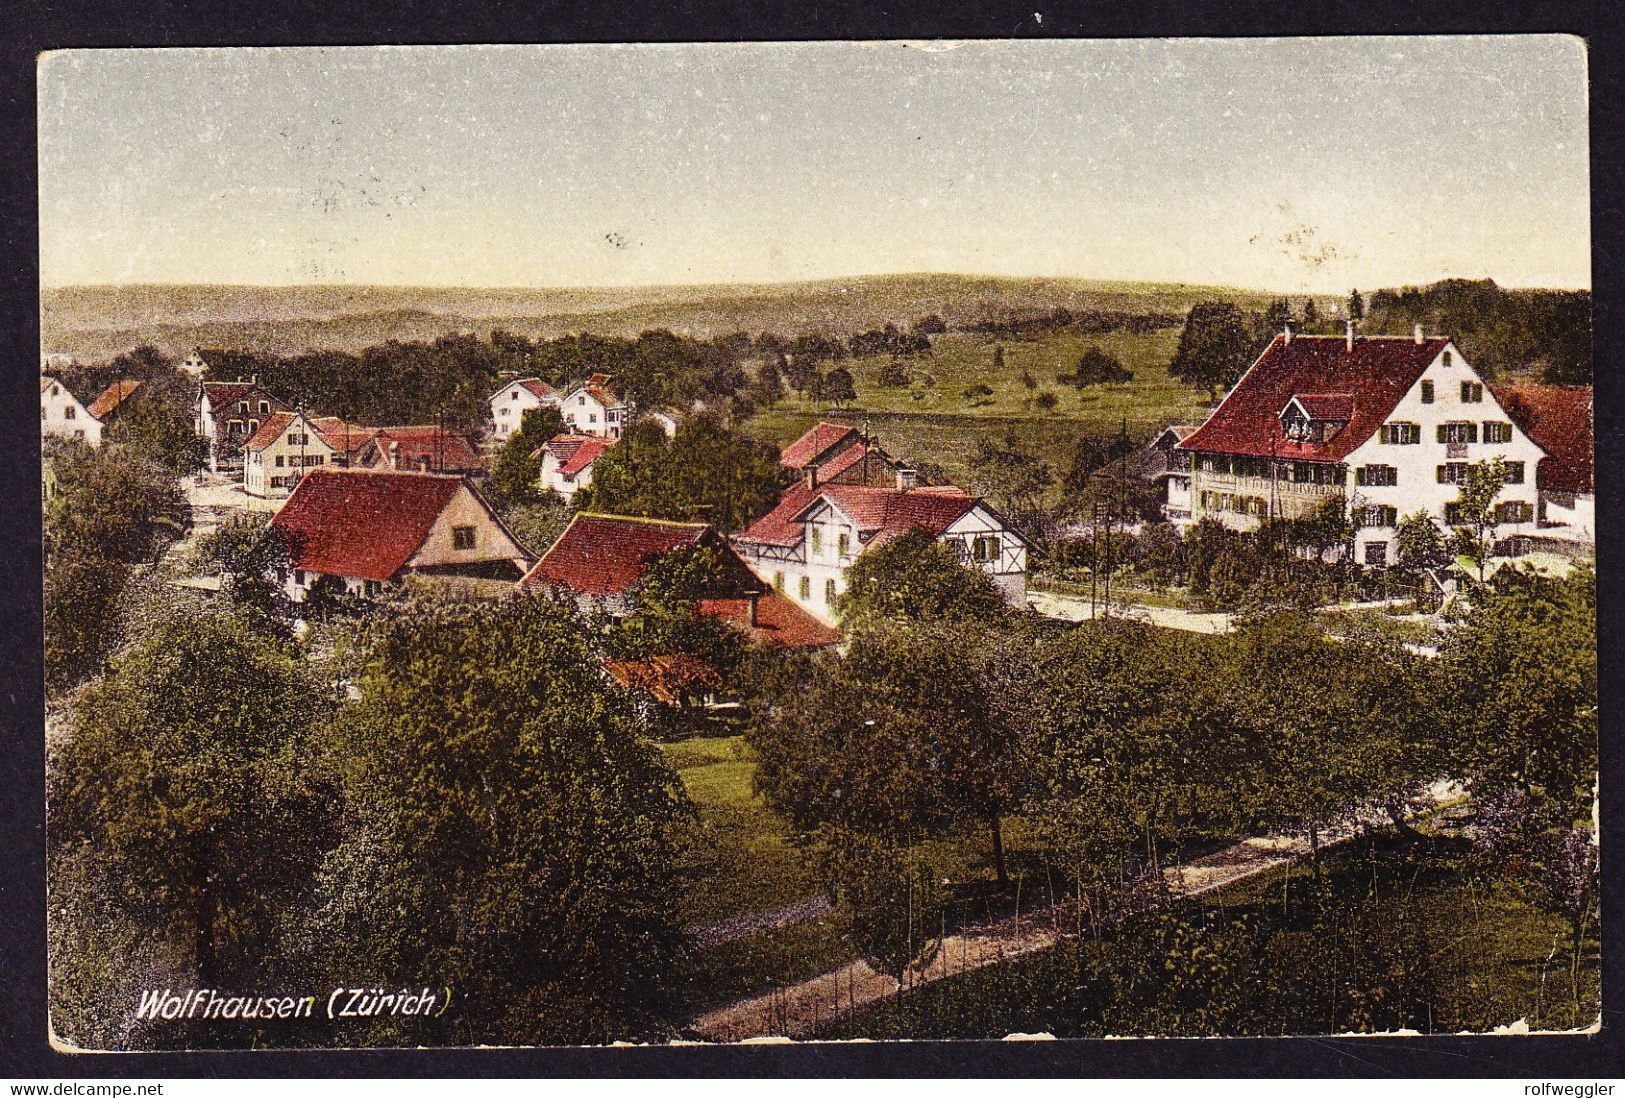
37,38,1591,293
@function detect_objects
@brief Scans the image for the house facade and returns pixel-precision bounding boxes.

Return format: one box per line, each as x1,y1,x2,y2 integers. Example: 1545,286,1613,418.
559,373,628,438
271,468,532,602
537,433,614,499
778,420,901,487
733,470,1029,624
1149,425,1197,521
354,425,487,477
41,376,101,445
1172,325,1545,567
1493,383,1594,547
243,411,344,498
488,377,559,440
197,380,293,472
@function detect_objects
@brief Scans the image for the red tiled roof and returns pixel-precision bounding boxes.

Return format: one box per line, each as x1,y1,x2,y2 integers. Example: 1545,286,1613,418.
604,653,723,704
1291,392,1355,421
696,594,843,649
271,468,466,582
518,378,554,400
86,379,141,420
362,426,486,474
737,482,979,548
542,433,615,477
780,421,857,469
243,412,299,452
1493,383,1592,493
201,381,287,413
1179,335,1452,463
310,417,381,459
518,514,769,599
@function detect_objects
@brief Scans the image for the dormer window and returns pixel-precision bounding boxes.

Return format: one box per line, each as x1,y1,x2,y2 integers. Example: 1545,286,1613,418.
1279,394,1352,446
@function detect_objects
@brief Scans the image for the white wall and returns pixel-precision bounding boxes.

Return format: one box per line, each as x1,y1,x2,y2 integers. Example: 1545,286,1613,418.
244,415,340,498
561,388,625,438
40,379,100,446
490,381,552,440
539,449,593,498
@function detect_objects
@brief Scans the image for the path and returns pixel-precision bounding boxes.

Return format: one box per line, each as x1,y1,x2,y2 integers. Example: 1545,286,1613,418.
1028,590,1232,634
688,894,836,951
686,781,1460,1042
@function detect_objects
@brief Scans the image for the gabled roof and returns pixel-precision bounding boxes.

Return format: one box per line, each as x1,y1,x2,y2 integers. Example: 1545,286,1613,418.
1493,383,1593,493
518,513,769,600
271,468,468,582
492,377,556,402
1179,334,1452,462
736,481,981,548
540,433,615,477
86,379,142,420
362,425,486,474
696,594,843,649
244,412,302,452
1151,425,1198,449
201,381,285,411
1288,392,1355,422
564,373,624,409
780,421,858,469
310,417,381,459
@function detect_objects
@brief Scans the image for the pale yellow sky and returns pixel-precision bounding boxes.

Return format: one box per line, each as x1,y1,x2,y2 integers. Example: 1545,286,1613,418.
37,38,1591,293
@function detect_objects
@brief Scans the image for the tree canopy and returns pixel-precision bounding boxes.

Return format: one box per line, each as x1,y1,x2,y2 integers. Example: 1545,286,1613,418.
1168,302,1257,400
836,529,1011,630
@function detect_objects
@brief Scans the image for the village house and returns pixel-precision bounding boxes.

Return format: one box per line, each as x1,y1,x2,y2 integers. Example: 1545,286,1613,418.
519,513,840,648
178,347,223,379
637,409,681,439
40,376,143,447
778,420,901,486
488,377,559,440
1170,324,1546,567
1493,382,1594,547
536,433,615,499
242,411,358,498
196,379,293,472
559,373,628,438
354,425,487,477
733,469,1030,624
1149,424,1198,522
270,468,533,602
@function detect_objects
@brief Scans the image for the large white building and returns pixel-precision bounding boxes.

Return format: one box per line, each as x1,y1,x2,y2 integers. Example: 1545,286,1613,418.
1171,324,1546,566
242,411,348,498
488,377,559,441
733,468,1029,624
559,373,628,439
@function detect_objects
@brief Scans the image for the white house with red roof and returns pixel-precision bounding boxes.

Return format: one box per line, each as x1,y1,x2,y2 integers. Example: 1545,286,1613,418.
733,469,1029,624
537,433,615,499
1493,383,1594,546
243,411,348,498
196,380,293,472
559,373,628,438
271,468,532,601
1172,324,1546,567
488,377,559,440
518,513,840,648
778,420,900,487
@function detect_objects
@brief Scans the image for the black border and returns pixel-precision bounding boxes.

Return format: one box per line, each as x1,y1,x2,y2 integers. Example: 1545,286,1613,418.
3,0,1621,1078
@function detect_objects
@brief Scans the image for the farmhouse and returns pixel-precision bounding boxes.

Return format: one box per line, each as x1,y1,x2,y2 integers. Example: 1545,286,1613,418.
41,376,98,445
270,468,532,602
733,470,1029,624
1493,383,1594,546
243,411,349,498
536,433,615,499
559,373,628,438
519,513,839,648
778,420,900,487
1171,324,1545,566
488,377,559,440
354,425,486,477
196,380,293,472
1149,424,1198,522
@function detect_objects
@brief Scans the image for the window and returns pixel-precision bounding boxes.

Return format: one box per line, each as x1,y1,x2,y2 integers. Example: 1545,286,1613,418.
825,578,837,604
1437,463,1471,485
1364,541,1389,567
295,570,307,586
238,401,249,414
63,405,75,420
973,534,1000,562
1420,380,1434,404
1460,381,1484,403
275,455,285,468
364,580,382,599
1503,462,1525,485
49,385,58,397
74,429,84,439
452,526,477,550
837,532,850,557
773,572,784,592
1379,423,1420,445
1443,350,1455,368
1483,421,1513,444
798,575,810,600
1497,501,1534,524
259,401,269,415
1361,505,1397,528
578,395,586,405
1438,422,1478,445
511,391,520,400
810,526,823,554
248,420,260,435
499,407,509,417
589,414,598,424
1355,465,1398,487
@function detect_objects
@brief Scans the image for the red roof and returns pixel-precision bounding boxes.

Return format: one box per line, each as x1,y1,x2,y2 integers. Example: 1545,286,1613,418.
604,653,722,703
737,482,980,548
271,468,466,582
1291,392,1355,421
243,412,300,452
1493,383,1593,493
542,433,615,477
696,594,843,649
519,514,768,599
1179,335,1452,463
86,379,141,420
780,421,857,469
362,426,486,474
310,417,381,459
201,381,285,412
518,378,554,400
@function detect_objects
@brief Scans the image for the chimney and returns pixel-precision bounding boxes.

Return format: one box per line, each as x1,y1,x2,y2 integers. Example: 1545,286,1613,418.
1413,323,1425,346
804,465,819,490
388,440,400,469
1345,320,1356,353
1283,321,1294,345
896,467,918,491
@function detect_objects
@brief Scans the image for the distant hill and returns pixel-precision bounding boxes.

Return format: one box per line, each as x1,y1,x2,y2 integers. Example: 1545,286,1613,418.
40,274,1302,361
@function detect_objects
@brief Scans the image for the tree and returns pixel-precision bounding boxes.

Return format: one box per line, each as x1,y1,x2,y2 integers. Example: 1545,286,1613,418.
753,355,785,404
962,383,994,406
1035,390,1059,412
1448,457,1508,582
823,366,857,408
52,613,337,986
1169,302,1255,401
876,359,910,388
1302,298,1320,328
1347,289,1365,324
970,434,1060,548
915,314,947,335
306,596,691,1044
191,511,298,638
1061,347,1134,387
836,529,1010,631
993,345,1006,373
486,406,565,508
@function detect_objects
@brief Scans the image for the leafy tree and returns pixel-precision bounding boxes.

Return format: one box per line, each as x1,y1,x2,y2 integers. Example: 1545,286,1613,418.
52,613,337,985
822,366,857,408
970,434,1059,548
486,406,565,508
1035,391,1059,412
614,543,749,679
1060,347,1134,387
191,511,298,638
111,371,207,474
1169,302,1255,401
914,314,947,335
1347,289,1365,323
752,355,785,404
1263,297,1293,333
1448,457,1508,582
962,383,994,405
1302,298,1320,328
837,528,1010,630
993,345,1006,373
497,495,573,557
876,359,911,388
306,596,691,1044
